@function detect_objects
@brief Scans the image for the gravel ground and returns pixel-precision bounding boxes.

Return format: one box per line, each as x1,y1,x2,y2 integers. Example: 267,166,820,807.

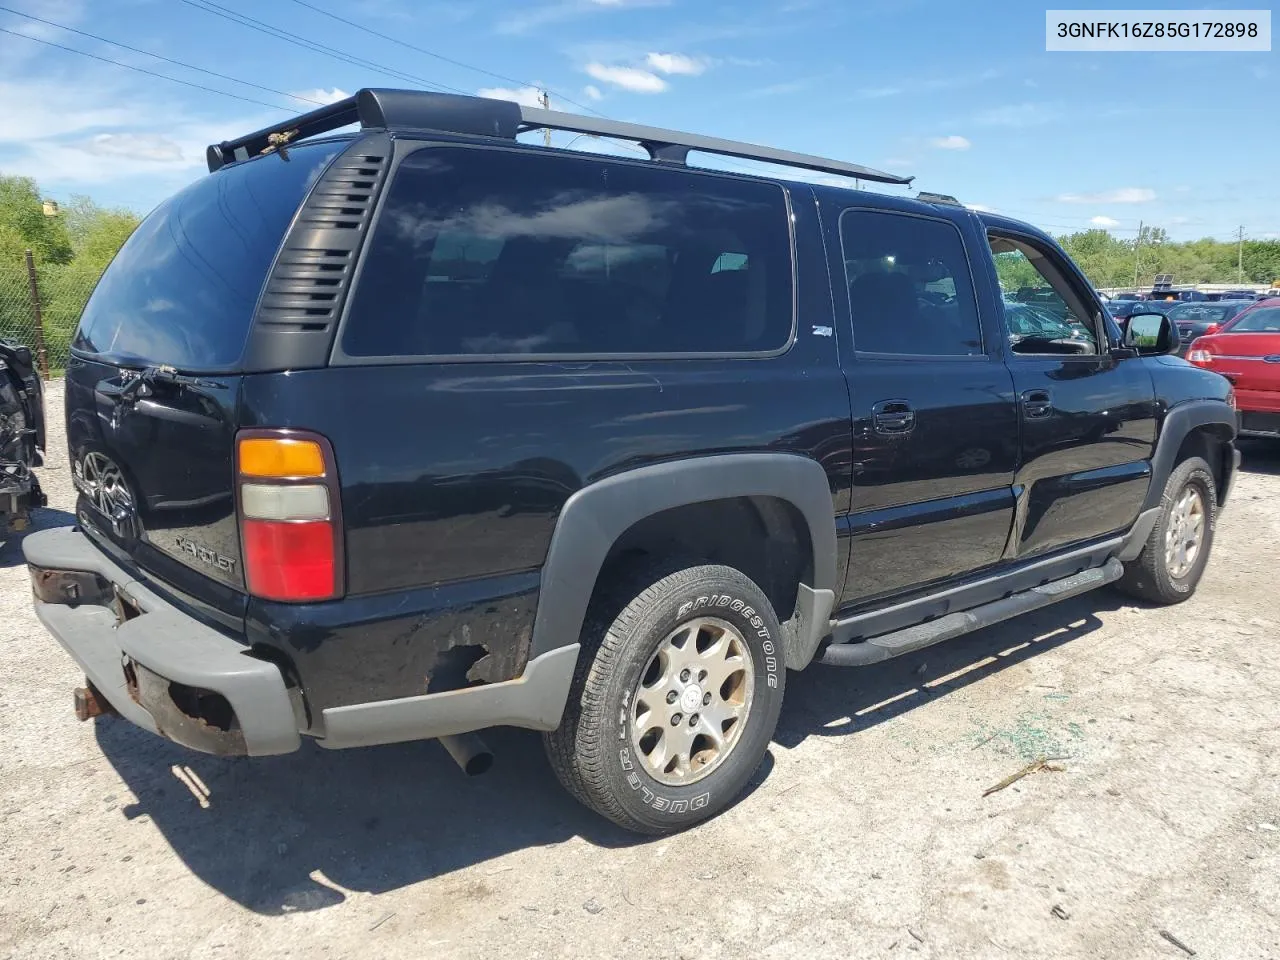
3,380,1279,959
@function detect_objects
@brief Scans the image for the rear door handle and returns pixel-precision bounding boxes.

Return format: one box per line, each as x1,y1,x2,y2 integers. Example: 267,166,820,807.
872,399,916,435
1021,388,1053,419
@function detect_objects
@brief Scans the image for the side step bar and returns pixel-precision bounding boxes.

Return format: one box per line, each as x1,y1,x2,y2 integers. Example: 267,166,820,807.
818,558,1124,667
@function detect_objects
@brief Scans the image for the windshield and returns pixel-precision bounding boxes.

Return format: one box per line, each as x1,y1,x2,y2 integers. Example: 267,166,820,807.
1225,306,1280,333
72,140,345,371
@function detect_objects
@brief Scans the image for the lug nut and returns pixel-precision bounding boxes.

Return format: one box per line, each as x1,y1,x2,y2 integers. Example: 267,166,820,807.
679,668,691,682
666,690,678,704
703,692,712,706
671,713,682,726
689,713,700,726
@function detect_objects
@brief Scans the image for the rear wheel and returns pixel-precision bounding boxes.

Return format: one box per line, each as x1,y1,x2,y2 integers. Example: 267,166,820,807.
544,562,785,834
1117,456,1217,604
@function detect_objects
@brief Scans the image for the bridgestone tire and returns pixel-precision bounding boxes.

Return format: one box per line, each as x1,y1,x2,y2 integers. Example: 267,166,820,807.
1116,455,1217,605
544,562,786,835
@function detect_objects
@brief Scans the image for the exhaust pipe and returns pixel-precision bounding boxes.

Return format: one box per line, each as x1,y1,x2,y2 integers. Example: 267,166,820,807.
438,733,493,776
73,683,115,721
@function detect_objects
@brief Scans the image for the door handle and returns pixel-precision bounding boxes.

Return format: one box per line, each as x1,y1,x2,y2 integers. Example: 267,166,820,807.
872,399,916,435
1021,388,1053,419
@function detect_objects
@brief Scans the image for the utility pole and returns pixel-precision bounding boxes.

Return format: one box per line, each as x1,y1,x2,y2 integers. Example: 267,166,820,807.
1237,225,1245,283
539,89,551,147
1134,219,1143,288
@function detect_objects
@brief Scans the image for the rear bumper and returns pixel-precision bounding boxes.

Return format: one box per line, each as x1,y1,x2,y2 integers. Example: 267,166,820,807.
24,527,578,756
25,527,300,756
1238,409,1280,437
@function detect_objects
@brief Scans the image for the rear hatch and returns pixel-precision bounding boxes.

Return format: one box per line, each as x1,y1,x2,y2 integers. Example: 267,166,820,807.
65,140,346,628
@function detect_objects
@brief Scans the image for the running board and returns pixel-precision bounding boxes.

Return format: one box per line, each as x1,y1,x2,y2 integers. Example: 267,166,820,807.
818,558,1124,667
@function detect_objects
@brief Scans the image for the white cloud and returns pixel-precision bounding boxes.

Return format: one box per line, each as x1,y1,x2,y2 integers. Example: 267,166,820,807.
967,203,997,213
929,135,971,150
583,84,604,101
291,87,351,106
477,85,546,108
747,79,811,97
1090,215,1120,228
858,86,902,99
584,62,667,93
1057,188,1155,204
498,0,669,34
82,133,185,163
974,103,1056,127
645,52,707,75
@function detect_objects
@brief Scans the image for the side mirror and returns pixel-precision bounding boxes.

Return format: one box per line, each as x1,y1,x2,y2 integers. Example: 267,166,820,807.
1123,312,1179,355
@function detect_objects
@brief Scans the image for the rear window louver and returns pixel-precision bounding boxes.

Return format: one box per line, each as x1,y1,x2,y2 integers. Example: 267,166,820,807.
256,144,390,336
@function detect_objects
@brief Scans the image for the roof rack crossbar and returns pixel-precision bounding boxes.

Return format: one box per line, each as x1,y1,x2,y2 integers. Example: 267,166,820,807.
206,88,914,185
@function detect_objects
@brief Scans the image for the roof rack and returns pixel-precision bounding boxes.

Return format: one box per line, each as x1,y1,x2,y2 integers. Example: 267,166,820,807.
206,88,914,185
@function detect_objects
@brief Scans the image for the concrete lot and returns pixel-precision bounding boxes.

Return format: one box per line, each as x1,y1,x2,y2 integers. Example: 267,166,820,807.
3,381,1279,959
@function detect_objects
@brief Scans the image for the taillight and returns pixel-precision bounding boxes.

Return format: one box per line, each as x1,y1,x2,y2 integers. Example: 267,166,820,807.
236,429,343,602
1186,339,1214,365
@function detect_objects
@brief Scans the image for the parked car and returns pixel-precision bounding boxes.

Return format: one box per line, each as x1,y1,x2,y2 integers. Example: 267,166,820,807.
1107,299,1148,329
1167,300,1254,355
1004,303,1091,351
0,338,46,546
1186,298,1280,438
1135,299,1179,315
23,89,1240,834
1112,292,1145,301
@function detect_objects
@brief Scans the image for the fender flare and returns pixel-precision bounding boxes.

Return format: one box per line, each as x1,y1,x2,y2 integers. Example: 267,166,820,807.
527,454,838,668
1143,399,1237,512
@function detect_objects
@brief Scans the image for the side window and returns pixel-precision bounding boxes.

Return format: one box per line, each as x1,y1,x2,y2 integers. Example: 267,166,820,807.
341,148,793,358
989,235,1101,356
839,210,983,356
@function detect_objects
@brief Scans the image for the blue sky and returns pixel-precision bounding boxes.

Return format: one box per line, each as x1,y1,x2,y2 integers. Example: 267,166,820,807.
0,0,1275,241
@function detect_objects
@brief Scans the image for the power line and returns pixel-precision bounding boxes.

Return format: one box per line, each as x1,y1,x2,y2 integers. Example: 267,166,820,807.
0,26,294,111
0,4,325,106
282,0,607,117
178,0,471,96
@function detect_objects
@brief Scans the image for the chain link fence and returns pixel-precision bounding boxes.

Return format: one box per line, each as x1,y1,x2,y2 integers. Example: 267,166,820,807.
0,250,103,378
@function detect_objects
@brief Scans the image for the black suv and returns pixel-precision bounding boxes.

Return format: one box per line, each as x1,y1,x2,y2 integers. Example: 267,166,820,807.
26,90,1238,834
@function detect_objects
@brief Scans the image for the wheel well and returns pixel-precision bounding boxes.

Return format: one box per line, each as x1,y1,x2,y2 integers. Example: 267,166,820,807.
596,496,813,624
1172,424,1233,504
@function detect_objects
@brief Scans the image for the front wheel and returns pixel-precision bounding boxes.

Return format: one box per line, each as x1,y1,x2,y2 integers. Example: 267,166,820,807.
1116,455,1217,604
544,562,786,834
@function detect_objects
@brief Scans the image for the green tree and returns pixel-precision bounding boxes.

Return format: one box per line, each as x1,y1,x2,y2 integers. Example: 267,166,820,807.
0,175,73,264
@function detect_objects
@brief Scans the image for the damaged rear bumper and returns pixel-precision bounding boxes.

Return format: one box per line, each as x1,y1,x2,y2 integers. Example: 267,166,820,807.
24,527,579,757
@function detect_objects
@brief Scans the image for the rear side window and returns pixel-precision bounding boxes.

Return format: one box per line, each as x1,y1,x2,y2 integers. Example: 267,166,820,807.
840,210,983,356
74,140,344,370
340,148,794,358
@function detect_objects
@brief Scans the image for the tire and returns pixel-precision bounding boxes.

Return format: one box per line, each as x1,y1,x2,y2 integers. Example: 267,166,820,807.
1117,455,1217,604
544,561,786,834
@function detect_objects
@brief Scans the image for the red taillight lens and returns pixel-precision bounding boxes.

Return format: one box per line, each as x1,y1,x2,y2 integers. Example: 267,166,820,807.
236,430,343,603
1186,338,1214,365
242,520,336,601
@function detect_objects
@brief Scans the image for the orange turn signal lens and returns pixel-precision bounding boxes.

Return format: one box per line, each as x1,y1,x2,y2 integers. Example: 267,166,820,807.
238,437,326,478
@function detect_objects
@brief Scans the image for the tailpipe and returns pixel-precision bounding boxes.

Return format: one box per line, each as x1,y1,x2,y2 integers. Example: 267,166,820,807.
73,683,115,721
438,732,493,776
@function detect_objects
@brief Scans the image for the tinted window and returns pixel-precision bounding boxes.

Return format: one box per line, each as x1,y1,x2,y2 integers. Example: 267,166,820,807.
1168,303,1234,323
74,140,343,370
1228,306,1280,332
341,148,793,357
839,211,982,355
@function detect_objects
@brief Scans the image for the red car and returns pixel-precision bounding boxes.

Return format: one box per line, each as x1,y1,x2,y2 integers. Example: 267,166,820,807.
1186,298,1280,438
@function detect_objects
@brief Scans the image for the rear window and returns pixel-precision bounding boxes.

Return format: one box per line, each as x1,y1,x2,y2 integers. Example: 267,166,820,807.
340,147,794,358
1228,306,1280,333
1168,304,1233,323
73,140,345,370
